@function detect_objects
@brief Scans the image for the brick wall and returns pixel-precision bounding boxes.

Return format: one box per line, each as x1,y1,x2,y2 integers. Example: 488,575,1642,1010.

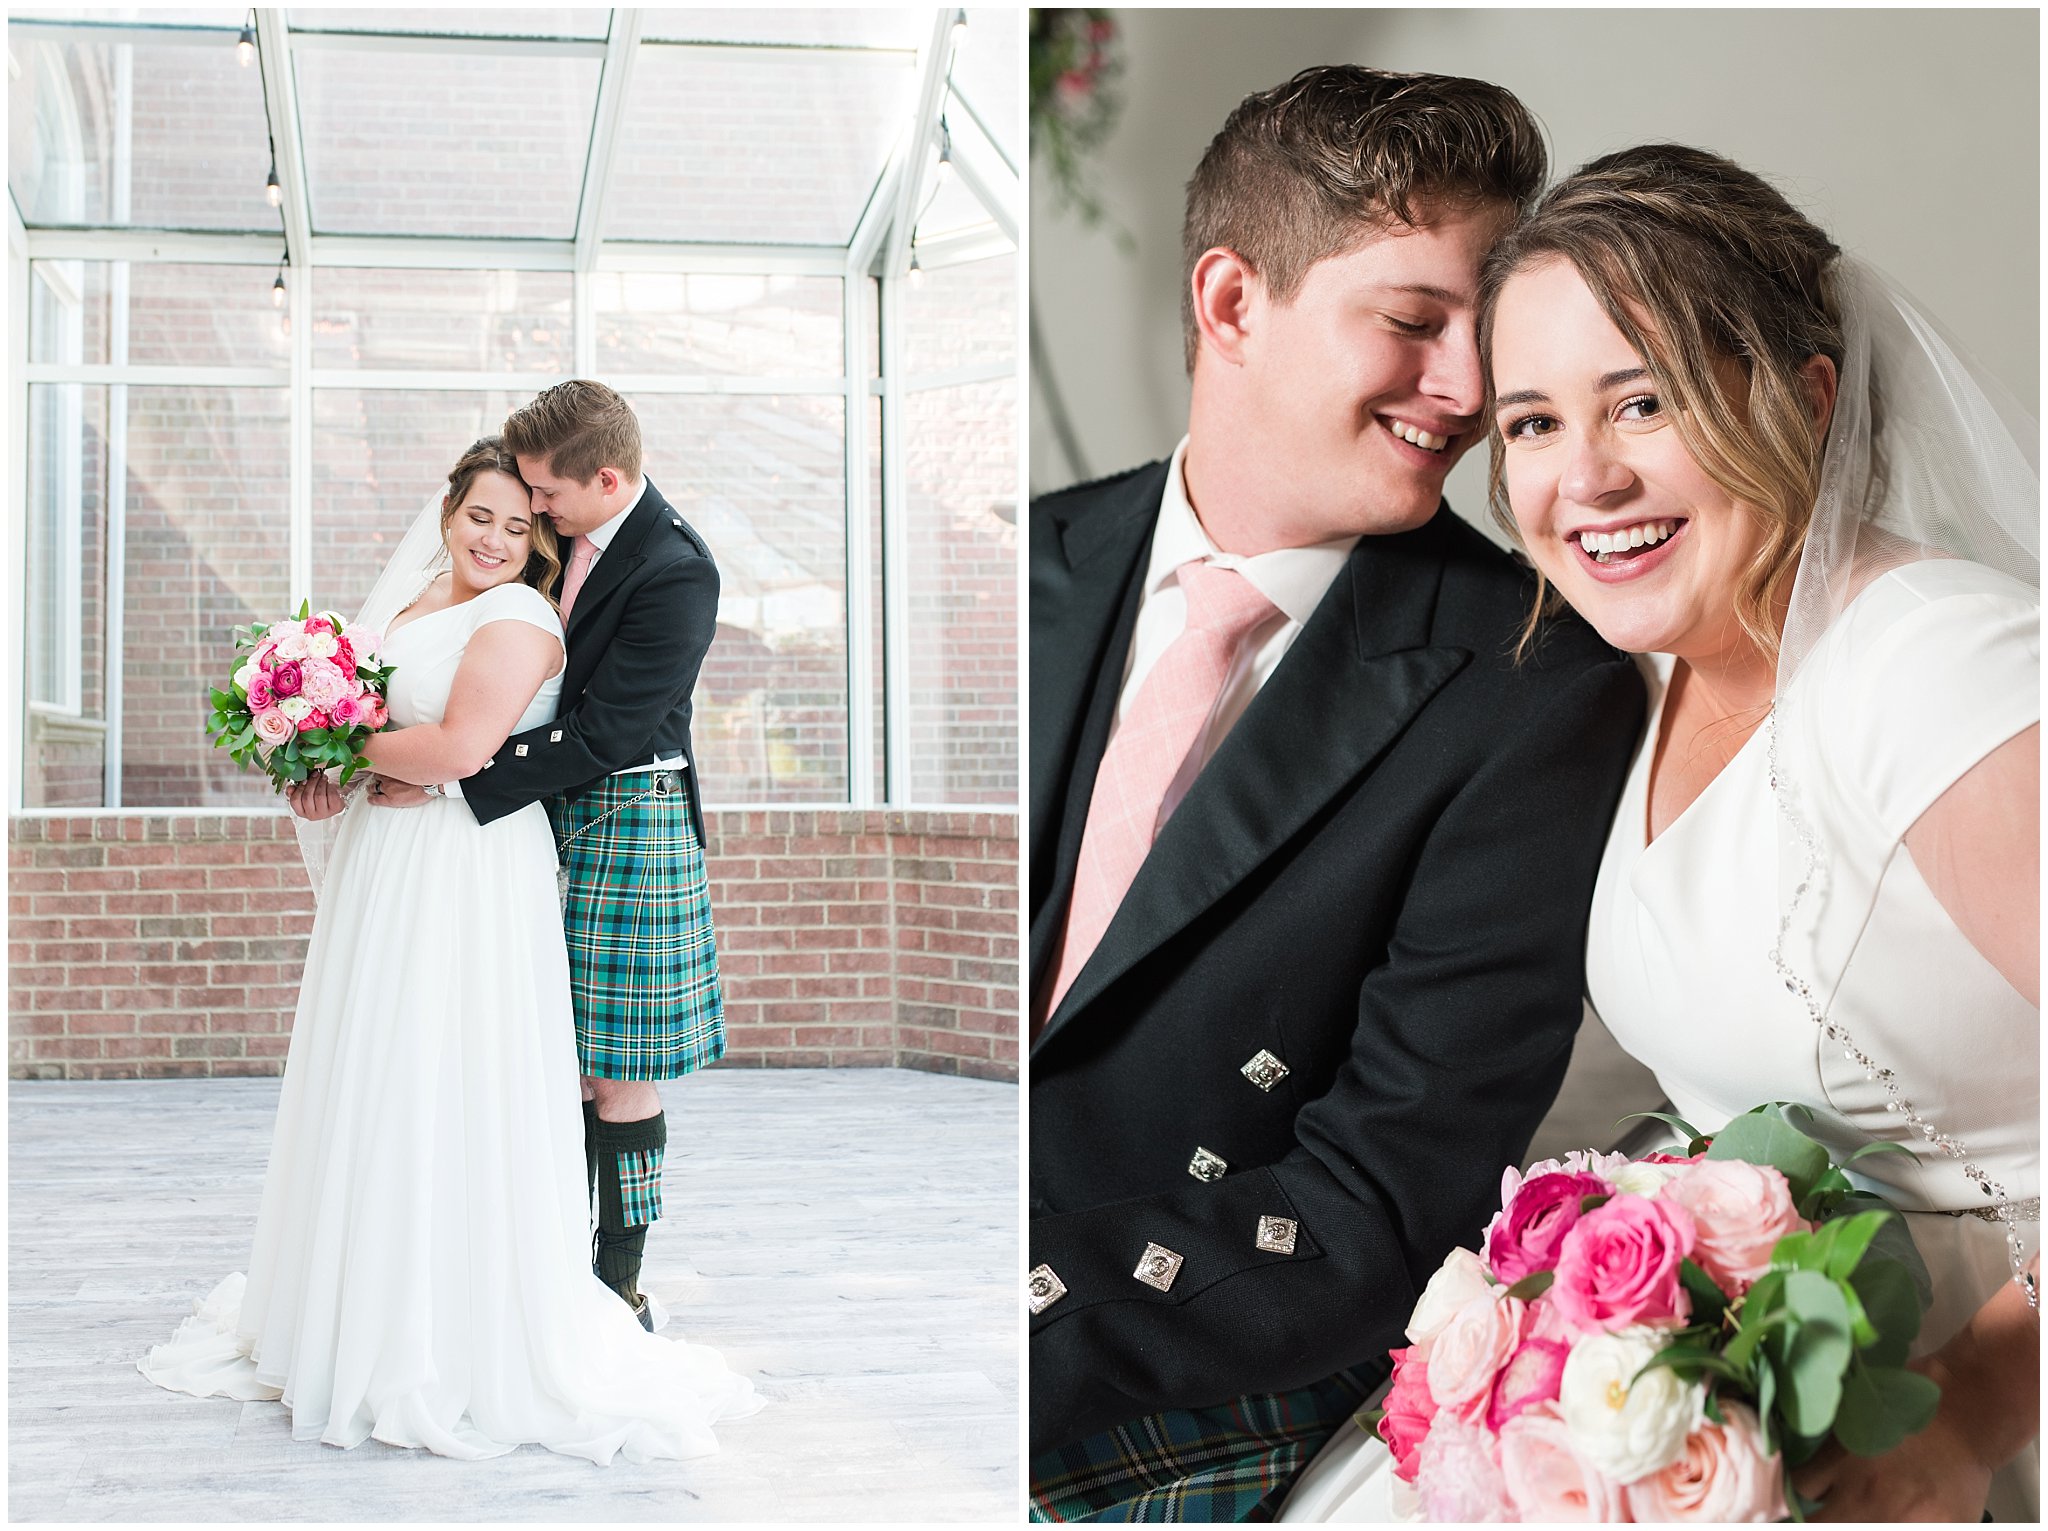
9,809,1018,1083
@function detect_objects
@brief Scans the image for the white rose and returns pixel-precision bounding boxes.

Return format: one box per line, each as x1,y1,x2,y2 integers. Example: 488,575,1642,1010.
1558,1325,1703,1482
1608,1160,1681,1198
233,661,257,695
274,631,311,661
306,630,339,660
1406,1246,1494,1351
278,694,313,723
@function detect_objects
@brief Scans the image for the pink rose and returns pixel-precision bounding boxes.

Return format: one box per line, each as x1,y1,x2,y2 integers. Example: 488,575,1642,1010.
1414,1411,1513,1522
1378,1344,1438,1484
1487,1335,1570,1431
270,659,303,698
296,707,332,733
1427,1294,1526,1416
1623,1401,1786,1522
363,694,389,729
246,676,275,710
252,708,293,747
1499,1403,1627,1521
298,658,348,709
329,693,365,728
1550,1193,1695,1336
1487,1171,1614,1285
332,636,356,673
1658,1161,1805,1296
1503,1150,1630,1206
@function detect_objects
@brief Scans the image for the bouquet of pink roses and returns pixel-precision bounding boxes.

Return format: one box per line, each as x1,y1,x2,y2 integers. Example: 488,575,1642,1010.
204,601,394,789
1375,1103,1934,1522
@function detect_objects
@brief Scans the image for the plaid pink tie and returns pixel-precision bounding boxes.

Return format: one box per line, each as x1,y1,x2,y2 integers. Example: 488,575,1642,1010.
1043,560,1278,1021
558,536,598,621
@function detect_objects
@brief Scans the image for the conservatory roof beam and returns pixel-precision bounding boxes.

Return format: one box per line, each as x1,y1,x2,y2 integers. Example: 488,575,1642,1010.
574,10,641,273
23,229,285,265
254,9,311,271
599,242,848,275
847,149,906,277
883,9,964,281
283,30,608,61
307,236,577,271
948,126,1019,246
3,18,236,46
910,223,1013,272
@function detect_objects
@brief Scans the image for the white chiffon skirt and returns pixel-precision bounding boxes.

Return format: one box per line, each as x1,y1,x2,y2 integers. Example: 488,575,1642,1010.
138,796,762,1462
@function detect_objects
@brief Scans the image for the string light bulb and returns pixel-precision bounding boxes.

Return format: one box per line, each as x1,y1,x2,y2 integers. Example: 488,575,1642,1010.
272,259,287,309
950,8,967,48
236,19,255,67
908,248,925,289
265,158,282,209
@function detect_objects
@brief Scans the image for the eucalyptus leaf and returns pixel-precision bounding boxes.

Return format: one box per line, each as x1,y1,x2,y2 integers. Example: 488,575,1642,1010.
1821,1209,1895,1281
1833,1361,1940,1457
1678,1258,1729,1325
1837,1279,1879,1349
1847,1258,1923,1369
1771,1270,1854,1437
1614,1108,1702,1144
1838,1193,1933,1311
1578,1193,1612,1215
1707,1106,1831,1203
1844,1139,1915,1164
1501,1269,1555,1302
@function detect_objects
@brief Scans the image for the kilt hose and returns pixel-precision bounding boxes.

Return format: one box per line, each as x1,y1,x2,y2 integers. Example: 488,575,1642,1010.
549,769,724,1082
1029,1367,1376,1523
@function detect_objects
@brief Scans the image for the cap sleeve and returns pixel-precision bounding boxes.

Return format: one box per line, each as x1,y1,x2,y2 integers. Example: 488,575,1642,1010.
470,581,565,645
1822,561,2039,840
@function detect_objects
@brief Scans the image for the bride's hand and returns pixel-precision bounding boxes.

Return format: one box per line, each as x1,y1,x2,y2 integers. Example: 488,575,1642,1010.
367,776,431,810
1796,1365,1994,1521
286,776,344,820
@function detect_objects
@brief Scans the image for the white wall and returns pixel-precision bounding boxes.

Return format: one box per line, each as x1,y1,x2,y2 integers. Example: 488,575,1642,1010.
1030,7,2041,533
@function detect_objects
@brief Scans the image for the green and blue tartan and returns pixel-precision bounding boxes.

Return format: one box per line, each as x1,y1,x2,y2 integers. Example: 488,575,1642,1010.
549,770,724,1081
1030,1368,1375,1523
617,1145,664,1226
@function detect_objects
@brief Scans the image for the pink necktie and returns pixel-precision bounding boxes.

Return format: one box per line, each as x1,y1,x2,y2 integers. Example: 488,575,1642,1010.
558,536,598,621
1042,560,1278,1023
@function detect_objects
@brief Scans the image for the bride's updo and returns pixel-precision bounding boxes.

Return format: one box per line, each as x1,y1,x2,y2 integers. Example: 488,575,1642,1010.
1477,144,1846,659
442,435,563,604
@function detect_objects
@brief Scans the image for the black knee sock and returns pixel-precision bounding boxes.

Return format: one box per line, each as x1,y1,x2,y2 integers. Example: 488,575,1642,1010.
593,1111,668,1299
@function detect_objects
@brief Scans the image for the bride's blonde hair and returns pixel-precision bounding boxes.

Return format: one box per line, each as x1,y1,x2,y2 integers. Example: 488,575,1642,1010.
1476,145,1846,661
441,435,563,608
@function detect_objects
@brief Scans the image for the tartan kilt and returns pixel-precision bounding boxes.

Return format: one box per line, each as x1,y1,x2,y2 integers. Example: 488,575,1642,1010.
548,769,723,1081
1029,1368,1376,1523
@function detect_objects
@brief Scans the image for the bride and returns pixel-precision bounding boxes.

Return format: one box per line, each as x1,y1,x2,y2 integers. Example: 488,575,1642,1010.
1285,146,2037,1522
138,437,761,1461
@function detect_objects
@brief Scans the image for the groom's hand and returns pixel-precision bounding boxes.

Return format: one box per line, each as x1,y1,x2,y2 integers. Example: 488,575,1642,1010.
285,776,344,820
367,776,431,810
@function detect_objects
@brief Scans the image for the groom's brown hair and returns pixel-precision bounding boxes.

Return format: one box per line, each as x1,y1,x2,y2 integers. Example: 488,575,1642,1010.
503,379,643,484
1181,66,1546,371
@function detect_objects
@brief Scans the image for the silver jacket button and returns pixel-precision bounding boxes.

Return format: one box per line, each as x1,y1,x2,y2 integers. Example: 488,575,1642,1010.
1241,1049,1290,1092
1027,1264,1067,1314
1256,1216,1299,1255
1187,1146,1228,1183
1133,1243,1184,1292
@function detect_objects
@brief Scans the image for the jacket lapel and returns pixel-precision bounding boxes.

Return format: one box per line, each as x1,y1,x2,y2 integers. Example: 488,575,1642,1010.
1028,467,1164,979
565,480,665,640
1033,512,1472,1055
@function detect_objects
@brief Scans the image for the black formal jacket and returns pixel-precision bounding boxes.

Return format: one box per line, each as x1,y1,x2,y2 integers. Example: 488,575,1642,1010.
461,477,718,843
1028,461,1645,1455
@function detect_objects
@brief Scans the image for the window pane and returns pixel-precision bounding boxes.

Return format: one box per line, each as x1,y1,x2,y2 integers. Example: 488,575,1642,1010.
903,378,1017,804
607,47,915,245
954,9,1022,170
24,385,113,810
592,273,841,377
30,259,108,366
7,30,274,230
900,250,1016,378
312,269,573,372
311,390,531,619
288,9,609,38
630,395,849,803
122,387,292,806
639,10,925,48
31,260,288,368
294,48,600,237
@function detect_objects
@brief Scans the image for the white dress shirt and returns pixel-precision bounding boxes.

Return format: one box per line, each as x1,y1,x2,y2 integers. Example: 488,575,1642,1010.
1110,437,1358,826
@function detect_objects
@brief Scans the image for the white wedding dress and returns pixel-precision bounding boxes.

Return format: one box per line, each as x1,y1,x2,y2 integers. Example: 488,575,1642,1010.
140,581,762,1462
1283,561,2040,1522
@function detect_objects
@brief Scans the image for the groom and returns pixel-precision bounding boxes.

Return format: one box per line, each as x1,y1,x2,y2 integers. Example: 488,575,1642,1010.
378,381,724,1329
1028,68,1644,1517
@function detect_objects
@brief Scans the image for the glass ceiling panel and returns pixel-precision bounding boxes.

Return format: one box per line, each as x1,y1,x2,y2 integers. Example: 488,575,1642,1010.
913,96,1004,242
7,9,244,24
638,9,925,50
287,9,610,40
7,28,274,230
294,47,600,238
607,45,915,245
953,8,1021,169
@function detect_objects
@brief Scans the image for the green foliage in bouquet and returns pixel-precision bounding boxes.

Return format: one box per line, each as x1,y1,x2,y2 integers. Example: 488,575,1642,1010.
203,599,397,789
1625,1103,1938,1521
